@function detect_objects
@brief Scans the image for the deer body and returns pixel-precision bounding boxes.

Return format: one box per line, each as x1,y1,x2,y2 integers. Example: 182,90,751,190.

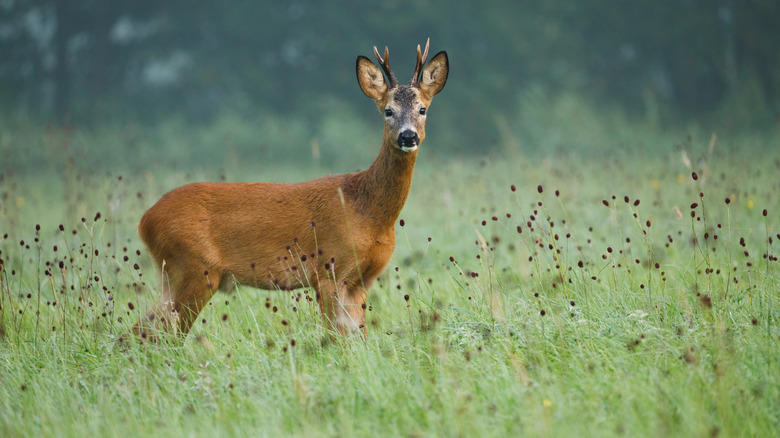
134,40,448,339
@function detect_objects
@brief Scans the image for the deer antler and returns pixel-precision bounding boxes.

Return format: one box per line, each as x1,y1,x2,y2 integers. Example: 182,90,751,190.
373,45,398,88
410,38,430,87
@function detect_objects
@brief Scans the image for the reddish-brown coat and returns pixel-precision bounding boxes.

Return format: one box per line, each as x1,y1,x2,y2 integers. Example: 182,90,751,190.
133,41,448,340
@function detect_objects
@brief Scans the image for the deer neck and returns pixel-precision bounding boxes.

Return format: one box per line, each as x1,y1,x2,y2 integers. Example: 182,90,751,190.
349,128,417,228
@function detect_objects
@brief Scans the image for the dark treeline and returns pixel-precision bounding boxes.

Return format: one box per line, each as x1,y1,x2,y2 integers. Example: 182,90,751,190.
2,1,778,145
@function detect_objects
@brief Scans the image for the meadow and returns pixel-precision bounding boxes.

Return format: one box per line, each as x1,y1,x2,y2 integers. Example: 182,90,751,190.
1,104,778,436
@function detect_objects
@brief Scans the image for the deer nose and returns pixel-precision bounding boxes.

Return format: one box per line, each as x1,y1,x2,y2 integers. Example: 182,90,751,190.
397,130,419,149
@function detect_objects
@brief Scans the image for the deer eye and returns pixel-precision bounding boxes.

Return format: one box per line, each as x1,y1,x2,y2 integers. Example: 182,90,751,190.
384,109,393,118
419,107,427,115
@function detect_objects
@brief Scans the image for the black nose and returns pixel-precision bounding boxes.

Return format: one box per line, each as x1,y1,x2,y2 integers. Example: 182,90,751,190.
397,130,419,148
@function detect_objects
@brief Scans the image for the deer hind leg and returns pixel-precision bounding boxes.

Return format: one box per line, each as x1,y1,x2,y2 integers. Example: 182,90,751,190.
133,263,221,341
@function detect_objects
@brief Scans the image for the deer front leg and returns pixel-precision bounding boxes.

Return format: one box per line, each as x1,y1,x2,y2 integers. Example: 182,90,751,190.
335,284,367,335
319,278,367,336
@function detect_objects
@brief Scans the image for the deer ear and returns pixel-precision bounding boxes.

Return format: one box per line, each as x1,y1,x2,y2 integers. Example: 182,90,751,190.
419,51,448,99
356,56,388,101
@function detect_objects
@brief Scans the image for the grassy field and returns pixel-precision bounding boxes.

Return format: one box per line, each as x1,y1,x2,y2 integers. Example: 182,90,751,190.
1,118,778,437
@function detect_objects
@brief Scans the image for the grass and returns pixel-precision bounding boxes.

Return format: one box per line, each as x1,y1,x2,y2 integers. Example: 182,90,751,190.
0,114,778,437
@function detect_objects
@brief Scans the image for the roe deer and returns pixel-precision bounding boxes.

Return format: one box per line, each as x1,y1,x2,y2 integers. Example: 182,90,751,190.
133,39,448,340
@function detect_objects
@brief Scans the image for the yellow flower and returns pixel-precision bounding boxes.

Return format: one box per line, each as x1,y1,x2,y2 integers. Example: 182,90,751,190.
747,199,754,209
543,399,553,407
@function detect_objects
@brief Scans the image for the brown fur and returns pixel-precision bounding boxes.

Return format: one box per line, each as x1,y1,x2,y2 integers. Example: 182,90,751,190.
132,42,448,340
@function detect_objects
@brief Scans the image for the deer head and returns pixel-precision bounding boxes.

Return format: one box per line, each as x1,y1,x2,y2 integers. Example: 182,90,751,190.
356,38,449,152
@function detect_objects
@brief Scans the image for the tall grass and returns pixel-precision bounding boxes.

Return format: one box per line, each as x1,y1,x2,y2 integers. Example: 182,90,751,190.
1,104,778,436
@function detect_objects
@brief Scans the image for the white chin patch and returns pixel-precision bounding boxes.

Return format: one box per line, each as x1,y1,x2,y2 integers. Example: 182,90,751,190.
400,145,418,152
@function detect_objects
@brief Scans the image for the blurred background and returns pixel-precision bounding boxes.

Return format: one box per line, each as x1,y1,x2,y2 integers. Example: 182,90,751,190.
1,1,779,174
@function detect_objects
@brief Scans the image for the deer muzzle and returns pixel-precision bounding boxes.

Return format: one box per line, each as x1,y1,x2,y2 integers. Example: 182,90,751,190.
397,129,420,152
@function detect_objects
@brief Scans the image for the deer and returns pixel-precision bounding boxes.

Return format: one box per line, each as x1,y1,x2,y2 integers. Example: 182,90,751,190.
132,39,448,341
